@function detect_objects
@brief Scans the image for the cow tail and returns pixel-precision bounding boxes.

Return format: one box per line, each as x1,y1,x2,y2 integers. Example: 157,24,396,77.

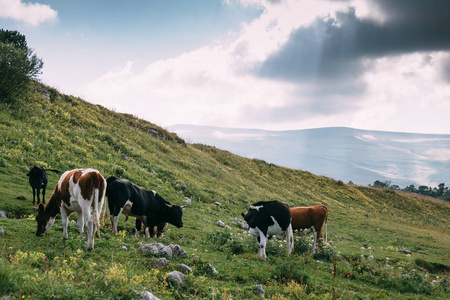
93,187,101,239
102,194,109,224
323,210,328,244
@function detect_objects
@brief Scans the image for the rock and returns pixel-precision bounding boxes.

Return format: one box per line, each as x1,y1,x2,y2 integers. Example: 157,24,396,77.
140,291,160,300
214,202,221,206
236,220,248,230
207,263,219,274
217,220,225,227
170,244,188,257
148,129,159,135
255,284,265,297
183,197,192,205
399,247,412,254
0,227,5,235
154,258,170,268
167,271,186,286
138,243,187,258
179,263,192,273
0,211,7,219
121,154,129,160
139,243,172,258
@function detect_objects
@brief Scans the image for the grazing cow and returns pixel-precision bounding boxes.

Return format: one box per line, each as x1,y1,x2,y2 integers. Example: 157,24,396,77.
242,200,294,260
27,166,60,205
290,205,328,253
35,168,106,251
105,176,183,237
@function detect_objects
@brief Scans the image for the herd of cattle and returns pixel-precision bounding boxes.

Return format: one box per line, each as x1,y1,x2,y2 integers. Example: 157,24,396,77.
28,166,328,258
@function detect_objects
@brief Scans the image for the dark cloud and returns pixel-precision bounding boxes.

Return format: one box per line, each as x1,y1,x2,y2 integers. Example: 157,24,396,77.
258,0,450,85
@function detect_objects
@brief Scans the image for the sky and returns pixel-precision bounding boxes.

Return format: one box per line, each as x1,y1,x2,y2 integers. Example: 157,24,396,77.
1,0,450,134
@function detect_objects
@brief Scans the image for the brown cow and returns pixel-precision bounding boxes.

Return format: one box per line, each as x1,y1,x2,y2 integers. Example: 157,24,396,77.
290,205,328,253
35,168,106,251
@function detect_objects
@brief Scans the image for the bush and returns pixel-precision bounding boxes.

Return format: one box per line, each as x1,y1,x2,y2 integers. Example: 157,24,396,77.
271,259,308,284
205,230,247,254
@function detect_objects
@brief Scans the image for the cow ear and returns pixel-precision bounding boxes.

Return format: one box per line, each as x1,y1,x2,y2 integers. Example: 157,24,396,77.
241,212,245,218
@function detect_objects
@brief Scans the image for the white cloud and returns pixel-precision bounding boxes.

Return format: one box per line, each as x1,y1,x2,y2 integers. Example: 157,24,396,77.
0,0,57,26
84,0,450,134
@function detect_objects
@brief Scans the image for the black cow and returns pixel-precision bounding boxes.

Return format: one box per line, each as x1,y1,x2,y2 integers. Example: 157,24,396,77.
105,176,183,237
27,166,60,205
242,200,294,260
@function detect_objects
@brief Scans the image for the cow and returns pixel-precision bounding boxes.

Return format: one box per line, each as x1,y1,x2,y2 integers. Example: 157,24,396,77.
105,176,183,237
27,166,61,205
242,200,294,260
290,205,328,253
35,168,106,251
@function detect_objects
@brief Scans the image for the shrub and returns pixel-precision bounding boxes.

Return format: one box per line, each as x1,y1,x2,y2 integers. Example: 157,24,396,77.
271,259,308,284
205,230,247,254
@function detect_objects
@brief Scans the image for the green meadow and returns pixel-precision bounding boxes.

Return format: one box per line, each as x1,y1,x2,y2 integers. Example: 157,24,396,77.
0,82,449,299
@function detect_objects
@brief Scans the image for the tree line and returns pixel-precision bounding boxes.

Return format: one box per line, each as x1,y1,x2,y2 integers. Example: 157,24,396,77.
371,180,450,201
0,29,43,102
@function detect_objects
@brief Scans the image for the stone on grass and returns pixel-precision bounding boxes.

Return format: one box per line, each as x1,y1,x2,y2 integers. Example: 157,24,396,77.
154,258,170,268
179,263,192,273
255,284,265,297
167,271,186,286
140,291,160,300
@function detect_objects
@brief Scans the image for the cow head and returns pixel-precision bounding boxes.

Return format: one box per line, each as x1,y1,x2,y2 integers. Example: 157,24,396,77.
165,203,183,228
35,203,55,237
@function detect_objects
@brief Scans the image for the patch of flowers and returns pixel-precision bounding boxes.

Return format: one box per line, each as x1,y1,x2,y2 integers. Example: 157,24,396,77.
9,250,47,268
345,247,447,295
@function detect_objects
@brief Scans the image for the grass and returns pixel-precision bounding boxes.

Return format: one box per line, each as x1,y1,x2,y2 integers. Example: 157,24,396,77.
0,82,449,299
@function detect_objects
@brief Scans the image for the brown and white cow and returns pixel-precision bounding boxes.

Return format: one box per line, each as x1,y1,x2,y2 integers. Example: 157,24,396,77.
290,205,328,253
35,168,106,251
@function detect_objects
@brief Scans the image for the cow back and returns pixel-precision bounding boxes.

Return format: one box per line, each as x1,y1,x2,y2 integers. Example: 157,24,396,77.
290,205,327,230
244,200,291,232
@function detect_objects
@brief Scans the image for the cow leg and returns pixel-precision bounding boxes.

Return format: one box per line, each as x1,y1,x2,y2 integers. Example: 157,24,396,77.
286,224,294,256
77,213,85,234
258,230,268,260
144,227,150,238
135,219,142,237
84,209,94,251
312,227,318,254
32,188,36,205
156,223,168,238
110,213,121,234
37,187,41,204
42,185,46,205
60,206,70,240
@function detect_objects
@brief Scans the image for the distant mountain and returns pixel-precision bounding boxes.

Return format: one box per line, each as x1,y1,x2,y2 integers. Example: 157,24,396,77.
168,125,450,188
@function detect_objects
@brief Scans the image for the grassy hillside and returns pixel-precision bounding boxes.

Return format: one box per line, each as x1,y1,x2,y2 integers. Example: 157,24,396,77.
0,82,449,299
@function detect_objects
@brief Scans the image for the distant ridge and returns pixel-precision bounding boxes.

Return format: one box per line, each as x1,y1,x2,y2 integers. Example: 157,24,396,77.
169,124,450,187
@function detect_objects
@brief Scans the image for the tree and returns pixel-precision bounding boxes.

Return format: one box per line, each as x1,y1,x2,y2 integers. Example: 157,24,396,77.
0,29,43,102
373,180,390,188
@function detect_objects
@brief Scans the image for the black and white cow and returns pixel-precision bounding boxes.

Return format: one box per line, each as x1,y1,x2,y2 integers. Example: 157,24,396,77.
242,200,294,260
27,166,60,205
105,176,183,237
